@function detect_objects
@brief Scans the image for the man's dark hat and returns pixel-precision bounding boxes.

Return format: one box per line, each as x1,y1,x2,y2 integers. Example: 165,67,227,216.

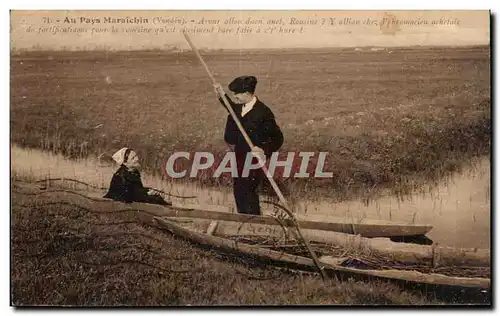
228,76,257,94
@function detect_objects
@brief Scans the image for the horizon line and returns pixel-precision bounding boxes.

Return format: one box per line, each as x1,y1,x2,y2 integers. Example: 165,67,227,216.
10,43,490,54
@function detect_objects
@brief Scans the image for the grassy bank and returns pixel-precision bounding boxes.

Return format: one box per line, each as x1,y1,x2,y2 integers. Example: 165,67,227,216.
10,46,490,201
11,183,448,306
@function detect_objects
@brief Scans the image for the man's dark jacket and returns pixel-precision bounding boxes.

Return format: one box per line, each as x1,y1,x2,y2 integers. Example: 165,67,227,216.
219,95,284,157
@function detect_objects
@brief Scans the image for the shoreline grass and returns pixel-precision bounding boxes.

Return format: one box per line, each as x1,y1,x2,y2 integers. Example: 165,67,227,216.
10,183,455,306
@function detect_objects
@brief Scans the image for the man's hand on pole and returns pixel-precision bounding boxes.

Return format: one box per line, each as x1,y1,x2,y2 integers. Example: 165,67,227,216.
213,82,225,98
251,146,264,154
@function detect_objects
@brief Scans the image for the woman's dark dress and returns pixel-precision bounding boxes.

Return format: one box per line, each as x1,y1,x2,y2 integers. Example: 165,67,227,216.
103,165,171,206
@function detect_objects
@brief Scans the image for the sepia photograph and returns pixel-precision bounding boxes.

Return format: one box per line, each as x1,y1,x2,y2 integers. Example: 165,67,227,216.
9,9,491,306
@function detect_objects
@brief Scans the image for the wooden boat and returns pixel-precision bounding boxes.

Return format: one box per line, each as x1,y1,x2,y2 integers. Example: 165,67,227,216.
15,186,491,292
153,216,490,290
26,176,435,238
173,203,434,238
25,180,434,238
162,216,489,268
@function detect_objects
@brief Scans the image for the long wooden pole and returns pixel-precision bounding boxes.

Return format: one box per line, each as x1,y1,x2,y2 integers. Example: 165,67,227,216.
181,31,327,280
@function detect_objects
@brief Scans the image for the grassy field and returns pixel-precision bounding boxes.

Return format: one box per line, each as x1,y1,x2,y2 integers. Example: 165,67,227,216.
10,46,491,201
10,182,457,306
10,46,491,306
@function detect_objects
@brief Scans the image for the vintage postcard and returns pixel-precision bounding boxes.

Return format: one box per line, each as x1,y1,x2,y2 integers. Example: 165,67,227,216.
10,10,491,306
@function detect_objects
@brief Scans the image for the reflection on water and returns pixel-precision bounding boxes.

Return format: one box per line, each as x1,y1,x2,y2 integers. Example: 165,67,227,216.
11,145,490,249
292,158,490,249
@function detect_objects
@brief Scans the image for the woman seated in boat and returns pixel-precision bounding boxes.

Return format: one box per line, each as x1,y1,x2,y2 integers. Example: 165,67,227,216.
103,147,172,206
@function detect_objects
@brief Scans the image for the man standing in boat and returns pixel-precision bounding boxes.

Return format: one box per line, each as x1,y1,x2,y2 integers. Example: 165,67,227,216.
214,76,284,215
